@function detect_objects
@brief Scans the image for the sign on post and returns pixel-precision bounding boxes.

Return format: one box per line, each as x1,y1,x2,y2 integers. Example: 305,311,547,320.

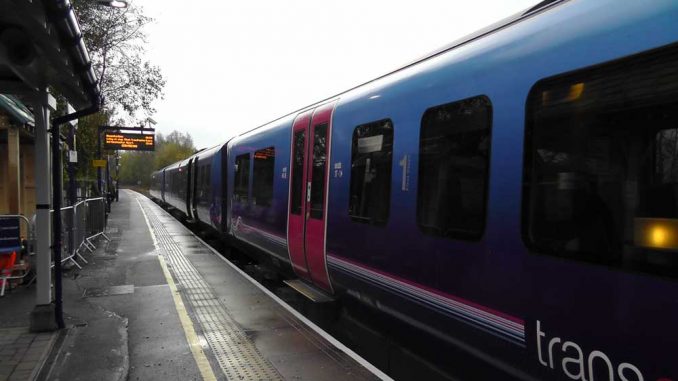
92,159,107,168
103,132,155,151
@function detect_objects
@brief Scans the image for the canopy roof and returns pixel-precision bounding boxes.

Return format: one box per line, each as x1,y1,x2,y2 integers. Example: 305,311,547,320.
0,93,34,125
0,0,100,110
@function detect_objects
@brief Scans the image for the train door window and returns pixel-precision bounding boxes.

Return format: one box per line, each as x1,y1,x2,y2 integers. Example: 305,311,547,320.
198,165,204,199
523,43,678,278
348,119,394,225
204,164,211,198
253,147,275,207
310,124,328,219
417,96,492,240
200,164,211,201
291,131,305,215
234,153,250,203
178,168,186,200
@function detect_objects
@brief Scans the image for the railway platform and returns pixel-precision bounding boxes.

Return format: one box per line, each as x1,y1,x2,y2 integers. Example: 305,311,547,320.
0,189,385,381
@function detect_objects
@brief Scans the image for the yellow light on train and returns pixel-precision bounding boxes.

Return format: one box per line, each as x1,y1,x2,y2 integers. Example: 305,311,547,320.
652,226,668,246
565,83,585,101
541,91,550,105
634,218,678,250
541,83,584,105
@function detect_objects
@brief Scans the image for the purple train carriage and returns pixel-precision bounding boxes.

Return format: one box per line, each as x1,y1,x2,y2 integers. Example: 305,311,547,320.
150,1,678,379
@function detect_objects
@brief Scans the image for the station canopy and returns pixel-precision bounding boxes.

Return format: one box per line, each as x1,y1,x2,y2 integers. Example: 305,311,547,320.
0,0,100,110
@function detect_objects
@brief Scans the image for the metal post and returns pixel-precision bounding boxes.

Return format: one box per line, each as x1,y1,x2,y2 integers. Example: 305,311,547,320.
97,126,102,195
51,117,64,328
30,89,57,332
105,153,111,212
67,108,77,256
45,106,98,331
67,108,77,207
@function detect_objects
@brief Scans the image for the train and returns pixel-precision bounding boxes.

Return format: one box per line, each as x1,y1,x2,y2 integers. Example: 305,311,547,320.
149,0,678,379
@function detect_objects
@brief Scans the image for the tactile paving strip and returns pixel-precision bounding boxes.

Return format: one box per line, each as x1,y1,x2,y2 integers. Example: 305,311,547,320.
138,197,282,381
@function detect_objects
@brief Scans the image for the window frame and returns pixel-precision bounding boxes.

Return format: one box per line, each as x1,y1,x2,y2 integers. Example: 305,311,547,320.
348,118,394,226
309,123,329,220
416,95,493,241
290,130,305,215
521,43,678,279
233,153,251,204
252,146,276,208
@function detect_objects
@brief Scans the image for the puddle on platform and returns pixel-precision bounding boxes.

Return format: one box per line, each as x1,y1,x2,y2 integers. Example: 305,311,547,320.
83,284,135,298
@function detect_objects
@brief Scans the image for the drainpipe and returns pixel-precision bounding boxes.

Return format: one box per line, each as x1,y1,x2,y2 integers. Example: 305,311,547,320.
51,104,99,329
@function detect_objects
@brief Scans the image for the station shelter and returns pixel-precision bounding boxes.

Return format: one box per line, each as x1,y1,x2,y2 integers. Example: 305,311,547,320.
0,94,36,230
0,0,101,330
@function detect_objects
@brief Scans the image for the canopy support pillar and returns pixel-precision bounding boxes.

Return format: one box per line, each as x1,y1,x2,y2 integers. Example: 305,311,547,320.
29,88,57,332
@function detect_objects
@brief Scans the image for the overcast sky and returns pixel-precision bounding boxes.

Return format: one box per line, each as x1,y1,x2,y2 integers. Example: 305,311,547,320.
141,0,539,150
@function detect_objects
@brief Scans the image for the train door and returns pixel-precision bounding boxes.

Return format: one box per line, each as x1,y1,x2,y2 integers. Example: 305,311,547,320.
186,158,194,219
191,157,199,220
287,102,335,292
161,169,166,202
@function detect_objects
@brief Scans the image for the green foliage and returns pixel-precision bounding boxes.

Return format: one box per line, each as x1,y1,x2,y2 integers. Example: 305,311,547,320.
118,130,195,187
66,1,166,182
153,131,195,169
75,110,112,180
118,151,153,187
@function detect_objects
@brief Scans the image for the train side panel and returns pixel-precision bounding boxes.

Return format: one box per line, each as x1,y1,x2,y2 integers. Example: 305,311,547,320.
149,170,163,200
164,160,190,216
325,1,678,379
226,116,295,268
147,1,678,379
191,145,224,230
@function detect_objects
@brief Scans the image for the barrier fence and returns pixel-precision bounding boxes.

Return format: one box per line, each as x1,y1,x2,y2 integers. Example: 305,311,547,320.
52,197,110,269
0,197,109,296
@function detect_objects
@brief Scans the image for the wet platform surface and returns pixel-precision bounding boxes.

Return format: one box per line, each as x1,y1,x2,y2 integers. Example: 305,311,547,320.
125,190,380,380
0,189,384,381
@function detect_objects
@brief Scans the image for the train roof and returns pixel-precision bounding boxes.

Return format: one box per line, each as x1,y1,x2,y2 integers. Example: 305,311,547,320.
189,144,223,160
232,0,566,140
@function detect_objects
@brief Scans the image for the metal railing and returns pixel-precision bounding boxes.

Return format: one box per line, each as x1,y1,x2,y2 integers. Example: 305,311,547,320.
28,197,109,269
55,197,110,269
0,197,110,296
50,206,81,268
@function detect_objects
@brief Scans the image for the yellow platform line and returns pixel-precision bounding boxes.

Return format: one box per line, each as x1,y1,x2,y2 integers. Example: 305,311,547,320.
135,195,217,381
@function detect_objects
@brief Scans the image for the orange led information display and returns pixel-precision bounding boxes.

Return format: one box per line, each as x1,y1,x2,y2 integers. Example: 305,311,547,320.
104,132,155,151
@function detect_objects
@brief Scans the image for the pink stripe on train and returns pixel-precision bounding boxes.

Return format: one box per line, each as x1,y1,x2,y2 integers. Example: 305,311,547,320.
327,253,525,341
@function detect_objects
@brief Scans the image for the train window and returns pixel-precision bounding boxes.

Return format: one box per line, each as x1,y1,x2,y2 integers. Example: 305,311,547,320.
290,130,305,215
177,168,187,200
310,124,328,219
205,164,211,195
253,147,275,207
234,153,250,203
349,119,394,225
199,164,211,201
524,43,678,278
417,96,492,240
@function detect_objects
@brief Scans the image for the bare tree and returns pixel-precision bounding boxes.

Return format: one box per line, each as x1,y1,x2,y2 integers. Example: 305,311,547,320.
73,0,165,119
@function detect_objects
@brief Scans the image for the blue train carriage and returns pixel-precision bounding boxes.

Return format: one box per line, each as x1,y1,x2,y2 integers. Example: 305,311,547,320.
161,160,185,214
181,144,228,232
226,115,296,271
150,0,678,379
149,168,164,201
319,1,678,380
